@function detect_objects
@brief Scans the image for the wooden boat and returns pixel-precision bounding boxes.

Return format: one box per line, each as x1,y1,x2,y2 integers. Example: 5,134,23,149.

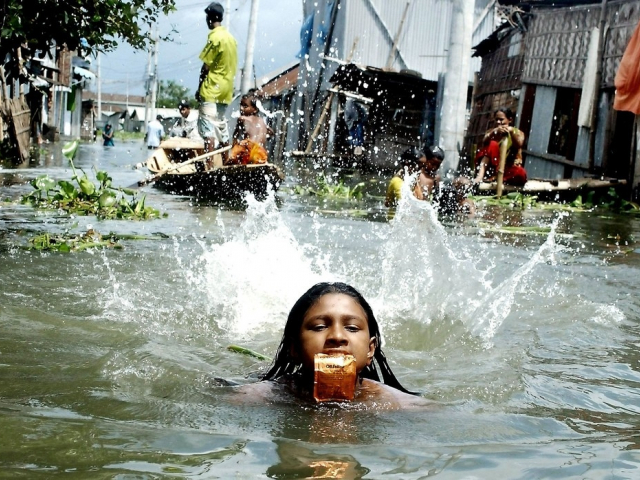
144,138,284,200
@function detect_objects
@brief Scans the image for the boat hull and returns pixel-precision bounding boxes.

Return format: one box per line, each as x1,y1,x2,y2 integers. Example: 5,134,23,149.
153,164,283,200
144,138,283,200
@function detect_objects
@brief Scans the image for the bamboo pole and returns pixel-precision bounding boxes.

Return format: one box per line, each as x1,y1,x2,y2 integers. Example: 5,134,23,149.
385,1,411,70
138,145,231,186
304,38,359,154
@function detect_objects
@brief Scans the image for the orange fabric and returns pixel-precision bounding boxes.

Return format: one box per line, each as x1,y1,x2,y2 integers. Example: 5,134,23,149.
227,139,268,165
614,19,640,114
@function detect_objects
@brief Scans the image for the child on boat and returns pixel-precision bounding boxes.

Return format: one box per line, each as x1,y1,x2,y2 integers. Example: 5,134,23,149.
227,93,272,165
236,282,430,409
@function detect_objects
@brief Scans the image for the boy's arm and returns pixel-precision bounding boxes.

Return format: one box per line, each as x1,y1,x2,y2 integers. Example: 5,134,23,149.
260,117,274,137
232,116,246,141
196,64,209,102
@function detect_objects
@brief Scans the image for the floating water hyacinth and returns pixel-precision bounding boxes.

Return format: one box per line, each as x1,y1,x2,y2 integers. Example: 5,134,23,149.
61,139,79,160
21,159,163,220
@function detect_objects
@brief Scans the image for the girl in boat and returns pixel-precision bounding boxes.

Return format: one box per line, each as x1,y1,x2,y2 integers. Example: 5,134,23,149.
236,282,430,410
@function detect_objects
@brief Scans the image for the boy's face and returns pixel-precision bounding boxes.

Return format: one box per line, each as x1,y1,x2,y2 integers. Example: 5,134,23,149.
421,154,442,173
240,99,258,116
295,293,375,374
426,157,442,172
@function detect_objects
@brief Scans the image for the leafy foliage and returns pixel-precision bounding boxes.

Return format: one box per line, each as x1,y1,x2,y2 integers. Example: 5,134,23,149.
157,80,191,108
28,229,123,252
291,174,365,200
21,160,163,220
1,0,176,67
26,229,168,252
469,192,538,209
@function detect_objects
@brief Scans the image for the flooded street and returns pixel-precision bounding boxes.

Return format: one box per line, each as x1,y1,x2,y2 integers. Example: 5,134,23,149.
1,141,640,478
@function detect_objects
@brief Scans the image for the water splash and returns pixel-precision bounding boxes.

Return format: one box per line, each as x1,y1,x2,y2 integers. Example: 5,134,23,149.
375,180,488,328
196,191,329,337
465,215,564,343
375,181,566,343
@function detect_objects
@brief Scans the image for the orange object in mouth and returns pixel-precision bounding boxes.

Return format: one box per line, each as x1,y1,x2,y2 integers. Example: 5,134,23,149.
313,353,357,402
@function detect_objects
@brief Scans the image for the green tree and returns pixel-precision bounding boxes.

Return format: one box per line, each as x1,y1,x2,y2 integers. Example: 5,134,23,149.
156,80,191,108
1,0,176,75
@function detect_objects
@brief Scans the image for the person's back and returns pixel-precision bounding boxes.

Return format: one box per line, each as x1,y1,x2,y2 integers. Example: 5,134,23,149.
385,147,422,207
146,116,165,149
197,2,238,156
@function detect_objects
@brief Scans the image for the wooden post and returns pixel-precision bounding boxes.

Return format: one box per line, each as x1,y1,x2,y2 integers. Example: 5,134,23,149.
304,38,359,154
495,138,509,198
385,1,411,70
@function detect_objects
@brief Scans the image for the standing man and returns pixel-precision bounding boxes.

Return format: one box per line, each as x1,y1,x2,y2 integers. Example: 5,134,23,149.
197,2,237,159
146,114,165,150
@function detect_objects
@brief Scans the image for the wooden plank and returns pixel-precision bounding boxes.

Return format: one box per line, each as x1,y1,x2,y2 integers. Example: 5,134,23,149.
9,96,31,162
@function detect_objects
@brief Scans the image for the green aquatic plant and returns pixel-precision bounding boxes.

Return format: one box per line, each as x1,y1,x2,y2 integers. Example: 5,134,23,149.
21,144,163,220
597,188,640,214
290,174,365,200
470,192,538,209
227,345,271,361
26,230,168,252
28,229,122,252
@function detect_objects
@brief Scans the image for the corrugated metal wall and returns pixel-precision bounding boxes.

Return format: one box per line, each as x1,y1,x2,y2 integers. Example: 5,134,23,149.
287,0,499,154
340,0,493,81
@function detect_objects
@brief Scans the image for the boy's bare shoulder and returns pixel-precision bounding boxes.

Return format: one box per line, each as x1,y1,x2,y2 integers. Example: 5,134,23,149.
360,380,434,410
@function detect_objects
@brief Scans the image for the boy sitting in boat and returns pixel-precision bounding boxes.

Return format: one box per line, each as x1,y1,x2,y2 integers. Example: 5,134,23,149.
227,94,273,165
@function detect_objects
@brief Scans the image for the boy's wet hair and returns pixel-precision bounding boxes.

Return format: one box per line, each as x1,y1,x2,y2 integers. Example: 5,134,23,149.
241,93,258,109
261,282,416,394
399,146,423,167
424,145,445,161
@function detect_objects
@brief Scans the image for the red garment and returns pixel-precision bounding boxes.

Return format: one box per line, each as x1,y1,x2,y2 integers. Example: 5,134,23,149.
614,19,640,114
476,140,527,186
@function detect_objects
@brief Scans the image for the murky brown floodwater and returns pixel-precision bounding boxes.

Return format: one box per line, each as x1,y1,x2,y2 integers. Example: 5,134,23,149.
1,140,640,478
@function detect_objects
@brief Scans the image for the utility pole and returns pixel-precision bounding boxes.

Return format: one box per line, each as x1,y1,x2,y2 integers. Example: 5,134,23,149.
96,52,102,123
144,37,153,129
241,0,259,93
150,30,159,121
439,0,474,173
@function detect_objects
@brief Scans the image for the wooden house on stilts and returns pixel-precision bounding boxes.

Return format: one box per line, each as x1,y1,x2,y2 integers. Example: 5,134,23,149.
464,0,640,198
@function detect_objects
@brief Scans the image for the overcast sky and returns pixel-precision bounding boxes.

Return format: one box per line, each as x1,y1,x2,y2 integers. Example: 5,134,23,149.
97,0,303,98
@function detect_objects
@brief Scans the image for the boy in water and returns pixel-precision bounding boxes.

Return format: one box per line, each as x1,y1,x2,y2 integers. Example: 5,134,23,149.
414,145,444,200
227,94,273,165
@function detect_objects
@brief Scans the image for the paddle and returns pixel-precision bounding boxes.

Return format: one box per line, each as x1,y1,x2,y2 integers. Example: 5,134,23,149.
137,145,232,187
